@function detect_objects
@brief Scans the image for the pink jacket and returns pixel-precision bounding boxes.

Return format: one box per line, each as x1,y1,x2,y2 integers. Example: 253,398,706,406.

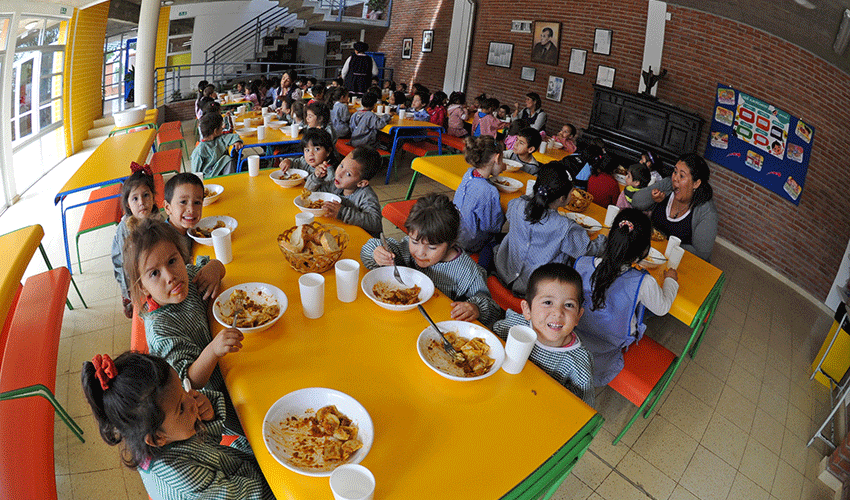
447,104,468,137
472,112,501,138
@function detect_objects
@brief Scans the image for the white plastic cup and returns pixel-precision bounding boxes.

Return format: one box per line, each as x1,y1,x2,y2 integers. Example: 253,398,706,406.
667,245,685,270
290,124,299,138
335,259,360,303
604,205,620,227
538,140,548,154
664,236,682,259
257,126,266,141
247,155,260,177
502,325,537,374
525,179,536,196
263,114,273,126
329,464,375,500
295,212,314,226
211,227,232,265
299,273,325,319
261,106,269,114
398,108,406,120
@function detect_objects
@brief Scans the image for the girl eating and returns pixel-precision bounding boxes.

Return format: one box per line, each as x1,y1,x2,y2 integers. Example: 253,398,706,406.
278,128,337,176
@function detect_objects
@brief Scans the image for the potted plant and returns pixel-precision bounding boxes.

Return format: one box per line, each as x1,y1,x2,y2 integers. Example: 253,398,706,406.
124,65,135,102
366,0,385,19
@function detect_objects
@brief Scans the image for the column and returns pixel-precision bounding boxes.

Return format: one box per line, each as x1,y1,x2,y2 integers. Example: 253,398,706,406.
135,0,160,108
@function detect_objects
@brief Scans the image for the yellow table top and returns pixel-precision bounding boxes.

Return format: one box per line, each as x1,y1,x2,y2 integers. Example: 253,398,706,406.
55,128,156,203
534,148,570,162
0,225,44,331
379,116,442,134
198,172,597,499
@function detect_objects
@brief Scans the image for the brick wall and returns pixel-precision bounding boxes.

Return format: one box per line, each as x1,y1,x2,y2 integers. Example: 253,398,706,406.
829,431,850,485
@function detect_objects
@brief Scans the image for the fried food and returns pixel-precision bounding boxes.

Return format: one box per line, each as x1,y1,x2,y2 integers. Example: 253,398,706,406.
300,189,325,209
651,228,667,241
565,188,593,212
372,281,421,305
492,177,512,187
280,171,302,181
203,188,215,198
426,331,495,377
266,405,363,472
219,289,280,328
279,223,343,258
190,220,226,238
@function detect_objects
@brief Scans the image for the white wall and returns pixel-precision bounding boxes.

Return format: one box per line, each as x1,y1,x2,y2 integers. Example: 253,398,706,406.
295,30,326,79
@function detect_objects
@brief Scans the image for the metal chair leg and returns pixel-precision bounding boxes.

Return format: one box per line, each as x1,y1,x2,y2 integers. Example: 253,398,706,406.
39,244,87,309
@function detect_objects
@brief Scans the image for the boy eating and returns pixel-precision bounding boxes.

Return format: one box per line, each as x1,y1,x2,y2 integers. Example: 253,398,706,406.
191,112,243,178
493,263,594,406
503,126,542,175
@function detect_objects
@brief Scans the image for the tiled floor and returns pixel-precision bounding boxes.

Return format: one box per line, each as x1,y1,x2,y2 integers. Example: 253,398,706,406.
13,121,840,499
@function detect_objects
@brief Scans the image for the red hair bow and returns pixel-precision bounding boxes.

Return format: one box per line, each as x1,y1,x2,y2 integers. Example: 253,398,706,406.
130,162,153,177
92,354,117,390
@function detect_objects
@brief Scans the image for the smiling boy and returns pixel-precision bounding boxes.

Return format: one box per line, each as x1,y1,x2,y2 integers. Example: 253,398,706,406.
503,126,542,175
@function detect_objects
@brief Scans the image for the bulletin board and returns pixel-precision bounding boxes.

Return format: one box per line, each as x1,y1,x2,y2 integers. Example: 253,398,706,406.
704,84,814,205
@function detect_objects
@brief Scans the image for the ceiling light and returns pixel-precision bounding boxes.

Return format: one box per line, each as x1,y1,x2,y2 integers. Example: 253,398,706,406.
834,9,850,54
161,0,174,5
25,21,38,30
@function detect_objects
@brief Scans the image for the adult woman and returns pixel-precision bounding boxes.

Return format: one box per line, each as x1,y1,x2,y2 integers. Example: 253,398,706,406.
274,71,296,109
512,92,547,131
341,41,378,95
630,153,717,261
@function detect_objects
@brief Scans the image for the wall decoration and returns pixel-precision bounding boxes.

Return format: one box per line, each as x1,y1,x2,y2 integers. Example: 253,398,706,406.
531,21,560,65
422,30,433,52
401,38,413,59
596,65,615,87
705,83,814,205
546,75,564,102
520,66,536,81
593,28,612,55
511,20,532,33
486,42,513,68
568,48,587,75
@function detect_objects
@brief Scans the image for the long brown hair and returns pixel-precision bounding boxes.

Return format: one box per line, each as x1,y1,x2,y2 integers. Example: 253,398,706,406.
123,217,188,308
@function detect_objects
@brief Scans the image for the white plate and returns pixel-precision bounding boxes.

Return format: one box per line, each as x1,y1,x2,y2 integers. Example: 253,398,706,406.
551,140,564,149
360,267,435,311
563,212,602,234
236,126,257,134
502,159,523,172
213,282,288,333
187,216,238,246
269,169,308,188
639,247,667,269
615,173,628,185
416,320,505,381
293,192,342,216
203,184,224,206
267,120,287,129
262,388,373,477
491,176,523,193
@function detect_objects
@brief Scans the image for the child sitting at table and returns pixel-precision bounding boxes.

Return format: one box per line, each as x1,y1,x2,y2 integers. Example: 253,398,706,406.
426,91,448,129
554,124,578,155
279,128,337,176
112,164,164,318
349,92,392,149
587,151,621,208
574,209,679,386
308,83,325,104
81,352,274,500
495,165,606,296
305,100,336,143
446,91,468,137
388,90,407,112
329,87,351,138
572,144,604,190
124,217,243,434
408,92,430,121
503,126,542,175
191,112,243,178
493,264,594,406
305,146,382,237
472,98,501,138
162,173,206,259
454,136,505,266
361,193,501,327
616,163,651,209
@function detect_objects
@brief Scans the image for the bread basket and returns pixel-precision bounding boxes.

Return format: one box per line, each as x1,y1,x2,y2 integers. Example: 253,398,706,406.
277,222,349,273
565,188,593,212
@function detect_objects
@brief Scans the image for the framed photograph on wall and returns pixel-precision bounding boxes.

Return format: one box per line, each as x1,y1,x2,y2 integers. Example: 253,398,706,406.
593,28,613,55
568,48,587,75
402,38,413,59
422,30,434,52
521,66,536,82
487,42,514,68
596,65,616,87
530,21,560,65
546,75,564,102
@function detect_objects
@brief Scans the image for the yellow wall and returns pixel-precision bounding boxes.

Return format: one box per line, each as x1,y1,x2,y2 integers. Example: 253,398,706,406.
155,6,170,107
62,2,109,156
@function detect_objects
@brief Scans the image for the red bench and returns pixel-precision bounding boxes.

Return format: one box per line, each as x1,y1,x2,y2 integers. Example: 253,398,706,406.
439,134,466,152
76,184,123,273
486,275,523,313
149,148,183,175
336,139,391,158
381,199,417,233
156,127,188,157
401,140,441,157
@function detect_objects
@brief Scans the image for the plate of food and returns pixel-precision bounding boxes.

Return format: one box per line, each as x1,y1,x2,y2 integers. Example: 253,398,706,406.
502,158,523,172
361,267,435,311
293,189,342,216
564,188,593,212
651,227,667,241
263,388,373,477
187,216,238,246
270,169,307,188
562,212,602,234
416,320,505,381
490,175,523,193
277,222,349,274
235,126,257,135
213,283,287,333
203,184,224,206
638,247,667,269
266,120,288,129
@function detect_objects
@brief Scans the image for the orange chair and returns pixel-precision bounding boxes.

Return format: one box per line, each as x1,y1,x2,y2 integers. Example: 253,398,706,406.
381,199,417,233
608,337,676,406
155,127,188,157
131,307,148,354
336,138,391,159
76,184,123,273
149,148,183,174
486,275,523,312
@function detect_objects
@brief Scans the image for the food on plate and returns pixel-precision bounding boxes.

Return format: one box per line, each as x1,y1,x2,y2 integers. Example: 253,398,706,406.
266,405,363,471
372,281,421,305
426,331,495,377
651,228,667,241
492,177,512,187
280,171,302,181
565,188,593,212
190,220,226,238
279,223,341,256
219,289,280,328
203,188,215,198
300,189,325,209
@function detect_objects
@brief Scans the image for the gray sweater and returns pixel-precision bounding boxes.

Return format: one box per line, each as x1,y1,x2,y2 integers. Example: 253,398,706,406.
305,167,383,237
349,110,391,149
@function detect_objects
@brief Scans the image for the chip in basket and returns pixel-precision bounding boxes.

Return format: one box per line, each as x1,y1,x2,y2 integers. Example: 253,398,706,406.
277,222,349,273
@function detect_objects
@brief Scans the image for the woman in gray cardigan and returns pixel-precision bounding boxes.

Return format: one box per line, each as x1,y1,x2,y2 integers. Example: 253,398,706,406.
630,153,717,261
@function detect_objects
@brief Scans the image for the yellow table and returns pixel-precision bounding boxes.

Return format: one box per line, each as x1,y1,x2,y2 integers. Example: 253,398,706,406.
379,115,444,185
109,109,159,137
234,127,304,172
534,148,570,162
199,172,602,499
0,225,44,331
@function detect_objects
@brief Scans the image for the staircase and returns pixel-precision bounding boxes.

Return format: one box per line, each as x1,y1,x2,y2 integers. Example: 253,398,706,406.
82,116,115,150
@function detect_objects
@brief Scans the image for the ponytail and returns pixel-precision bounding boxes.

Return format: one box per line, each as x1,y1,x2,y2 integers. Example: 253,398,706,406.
589,209,651,310
524,163,573,224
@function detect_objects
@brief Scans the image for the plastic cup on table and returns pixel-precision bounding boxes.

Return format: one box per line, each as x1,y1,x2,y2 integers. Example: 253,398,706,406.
211,228,232,265
247,155,260,177
299,273,325,319
263,114,273,127
295,212,314,226
290,124,299,138
334,259,360,303
604,205,620,227
664,235,682,259
398,108,406,120
261,106,269,114
667,245,685,270
329,464,375,500
502,325,537,374
525,179,536,196
538,140,548,154
257,126,266,141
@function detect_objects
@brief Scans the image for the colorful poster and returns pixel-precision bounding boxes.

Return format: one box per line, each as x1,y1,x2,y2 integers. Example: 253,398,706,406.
705,84,814,205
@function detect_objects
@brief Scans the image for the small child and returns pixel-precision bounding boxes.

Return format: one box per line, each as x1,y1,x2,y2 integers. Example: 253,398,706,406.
446,91,468,137
555,124,578,155
472,98,501,138
349,92,391,149
497,104,512,124
304,146,383,237
409,92,430,121
469,92,487,115
246,80,262,108
305,100,336,143
426,91,448,129
574,209,679,386
573,144,604,191
641,149,664,185
196,84,216,119
329,87,351,138
331,77,344,88
112,165,164,318
235,81,247,94
162,173,205,260
616,163,651,209
81,352,274,499
454,137,506,264
495,165,606,296
279,128,336,176
503,126,542,175
502,119,526,151
308,83,325,103
388,90,407,112
194,80,209,117
383,80,397,91
291,78,306,101
361,193,501,327
493,264,594,406
587,151,621,208
290,100,306,129
191,112,243,177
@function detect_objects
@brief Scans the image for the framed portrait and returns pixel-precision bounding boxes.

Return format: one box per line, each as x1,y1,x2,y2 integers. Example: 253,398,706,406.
531,21,560,66
520,66,536,82
486,42,513,68
401,38,413,59
568,48,587,75
593,28,613,55
596,65,616,88
546,75,564,102
422,30,434,52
